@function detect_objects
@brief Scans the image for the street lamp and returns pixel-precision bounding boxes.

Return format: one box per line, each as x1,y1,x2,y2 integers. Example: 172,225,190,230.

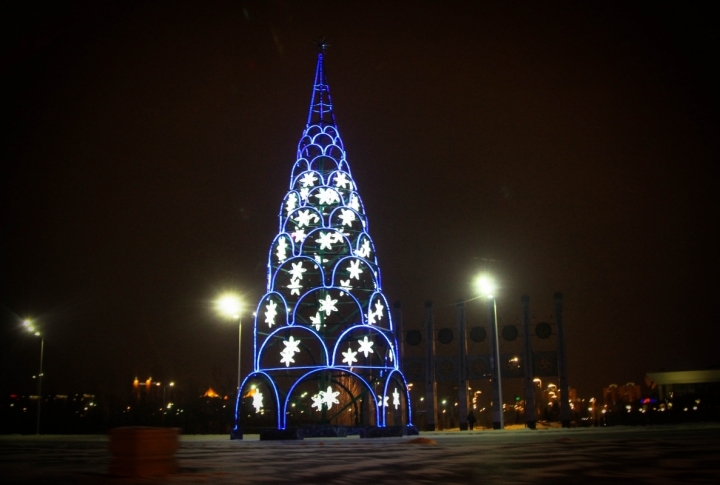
216,293,242,392
159,381,175,425
23,320,44,435
475,276,504,429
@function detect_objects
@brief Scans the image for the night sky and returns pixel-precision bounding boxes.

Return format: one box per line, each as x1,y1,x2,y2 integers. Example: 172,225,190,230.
2,1,718,401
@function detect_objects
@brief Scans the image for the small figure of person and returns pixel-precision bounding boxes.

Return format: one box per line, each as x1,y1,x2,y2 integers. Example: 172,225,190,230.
467,410,476,430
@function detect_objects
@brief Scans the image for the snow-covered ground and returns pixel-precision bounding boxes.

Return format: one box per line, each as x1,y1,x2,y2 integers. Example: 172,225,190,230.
1,423,719,483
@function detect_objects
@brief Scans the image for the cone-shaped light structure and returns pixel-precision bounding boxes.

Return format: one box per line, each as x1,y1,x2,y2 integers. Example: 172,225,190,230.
234,52,412,435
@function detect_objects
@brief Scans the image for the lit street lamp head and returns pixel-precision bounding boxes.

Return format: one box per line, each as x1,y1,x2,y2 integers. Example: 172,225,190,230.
216,293,242,319
475,275,495,298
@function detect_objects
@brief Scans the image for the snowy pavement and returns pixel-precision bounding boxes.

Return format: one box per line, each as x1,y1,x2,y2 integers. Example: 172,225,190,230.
1,424,720,484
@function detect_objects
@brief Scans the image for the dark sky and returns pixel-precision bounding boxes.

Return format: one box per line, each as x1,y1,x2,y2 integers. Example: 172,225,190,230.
2,0,718,400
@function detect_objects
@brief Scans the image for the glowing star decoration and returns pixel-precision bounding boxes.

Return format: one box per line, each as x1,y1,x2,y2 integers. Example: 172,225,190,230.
276,237,289,263
357,336,374,357
291,228,306,242
341,346,358,366
288,278,302,296
295,210,318,228
339,279,352,291
356,240,371,258
378,395,389,407
264,300,278,327
311,393,323,411
338,209,355,227
373,300,385,321
279,336,301,367
300,172,318,187
309,312,322,330
367,307,377,325
349,194,360,212
392,389,400,409
315,188,340,205
252,390,264,413
334,172,351,189
299,187,310,201
320,386,340,409
347,259,363,280
285,193,298,215
289,262,307,281
318,294,338,316
315,232,335,250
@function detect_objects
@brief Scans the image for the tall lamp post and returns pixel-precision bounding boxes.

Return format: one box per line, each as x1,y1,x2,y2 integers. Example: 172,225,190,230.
23,320,44,435
476,276,504,429
216,294,242,392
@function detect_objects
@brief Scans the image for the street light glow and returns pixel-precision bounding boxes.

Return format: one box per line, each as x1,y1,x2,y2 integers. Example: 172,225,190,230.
216,293,241,318
476,276,495,298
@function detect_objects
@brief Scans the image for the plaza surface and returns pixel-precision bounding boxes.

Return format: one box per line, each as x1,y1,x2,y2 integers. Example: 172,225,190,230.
1,423,719,484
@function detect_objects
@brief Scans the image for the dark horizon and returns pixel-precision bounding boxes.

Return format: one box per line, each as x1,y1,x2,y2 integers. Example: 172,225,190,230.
2,1,718,402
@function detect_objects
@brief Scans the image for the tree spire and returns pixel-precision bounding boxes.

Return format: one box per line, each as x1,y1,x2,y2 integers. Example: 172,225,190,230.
307,48,336,127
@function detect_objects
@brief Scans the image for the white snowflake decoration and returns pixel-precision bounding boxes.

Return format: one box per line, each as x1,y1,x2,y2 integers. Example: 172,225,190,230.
299,187,310,201
347,259,363,280
252,390,264,413
357,336,374,357
373,300,385,321
310,386,340,411
356,239,371,258
338,209,356,227
309,312,322,331
315,232,334,250
334,172,352,189
285,193,298,215
393,389,400,410
349,194,360,212
318,294,338,316
339,279,352,291
315,188,340,205
289,262,306,280
367,307,377,325
287,278,302,296
378,395,389,408
291,228,306,242
300,172,318,187
321,386,340,409
341,346,358,366
279,336,301,367
275,237,288,263
264,300,278,327
295,210,318,228
311,393,323,411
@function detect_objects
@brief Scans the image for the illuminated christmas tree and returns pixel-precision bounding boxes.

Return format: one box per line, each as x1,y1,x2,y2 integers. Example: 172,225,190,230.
233,49,411,436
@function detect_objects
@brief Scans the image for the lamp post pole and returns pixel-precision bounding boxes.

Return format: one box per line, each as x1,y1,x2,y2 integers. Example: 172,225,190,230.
488,296,504,429
36,336,44,435
237,316,242,392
